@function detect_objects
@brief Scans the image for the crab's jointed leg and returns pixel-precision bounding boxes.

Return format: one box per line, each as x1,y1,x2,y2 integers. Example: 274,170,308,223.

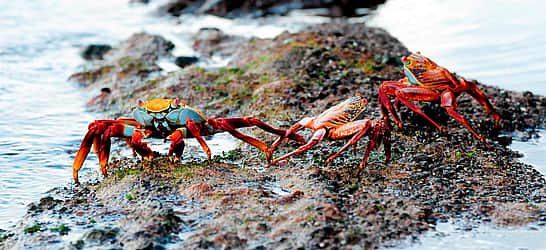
462,79,501,128
268,128,327,166
378,81,406,127
209,117,305,161
325,120,391,169
440,90,489,147
393,86,447,134
270,117,311,152
168,128,186,161
169,120,216,162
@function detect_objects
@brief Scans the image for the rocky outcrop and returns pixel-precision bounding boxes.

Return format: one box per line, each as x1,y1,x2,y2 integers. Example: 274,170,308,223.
158,0,387,18
68,32,175,112
2,22,545,249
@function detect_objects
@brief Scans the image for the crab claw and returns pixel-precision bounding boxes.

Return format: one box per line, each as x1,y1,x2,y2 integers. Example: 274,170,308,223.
168,129,186,162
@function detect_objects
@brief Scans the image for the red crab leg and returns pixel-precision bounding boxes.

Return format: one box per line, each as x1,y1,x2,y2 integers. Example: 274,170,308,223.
325,119,373,165
73,120,122,183
379,81,405,128
441,90,490,147
463,79,501,128
325,120,391,169
359,123,383,170
211,117,304,161
185,119,212,161
99,124,153,177
268,128,327,167
210,118,271,161
73,123,101,183
394,86,447,134
270,118,311,152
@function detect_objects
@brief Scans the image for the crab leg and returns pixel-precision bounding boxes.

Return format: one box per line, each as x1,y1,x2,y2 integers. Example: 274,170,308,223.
210,117,305,161
73,120,130,183
394,86,447,134
270,117,311,152
325,120,391,169
463,80,501,128
73,123,101,183
99,124,153,177
218,117,305,143
441,90,489,147
268,128,327,166
325,119,373,165
211,118,272,161
360,123,383,170
168,129,186,161
185,119,212,161
379,81,405,127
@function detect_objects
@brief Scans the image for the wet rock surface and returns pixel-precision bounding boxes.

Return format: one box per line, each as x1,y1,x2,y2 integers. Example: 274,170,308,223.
2,22,545,249
192,27,248,57
157,0,387,18
80,44,112,60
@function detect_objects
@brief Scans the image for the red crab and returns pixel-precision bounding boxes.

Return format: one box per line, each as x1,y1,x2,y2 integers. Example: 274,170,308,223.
268,95,391,169
72,99,304,183
378,52,500,146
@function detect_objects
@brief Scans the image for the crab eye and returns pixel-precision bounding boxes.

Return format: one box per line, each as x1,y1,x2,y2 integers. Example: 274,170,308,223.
133,109,153,126
171,98,181,108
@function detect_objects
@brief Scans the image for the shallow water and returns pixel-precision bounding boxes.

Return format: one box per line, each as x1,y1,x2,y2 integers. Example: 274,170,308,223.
395,221,546,250
0,0,545,248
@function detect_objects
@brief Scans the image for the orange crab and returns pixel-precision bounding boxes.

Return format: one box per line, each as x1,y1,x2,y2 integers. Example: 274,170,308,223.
378,52,500,146
268,95,391,169
72,99,304,183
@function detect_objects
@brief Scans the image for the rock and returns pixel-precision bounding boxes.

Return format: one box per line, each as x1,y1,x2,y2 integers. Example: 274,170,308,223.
27,196,61,213
174,56,199,68
158,0,387,18
68,32,175,112
157,0,199,17
191,27,247,56
102,32,174,63
85,227,120,242
81,44,112,60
